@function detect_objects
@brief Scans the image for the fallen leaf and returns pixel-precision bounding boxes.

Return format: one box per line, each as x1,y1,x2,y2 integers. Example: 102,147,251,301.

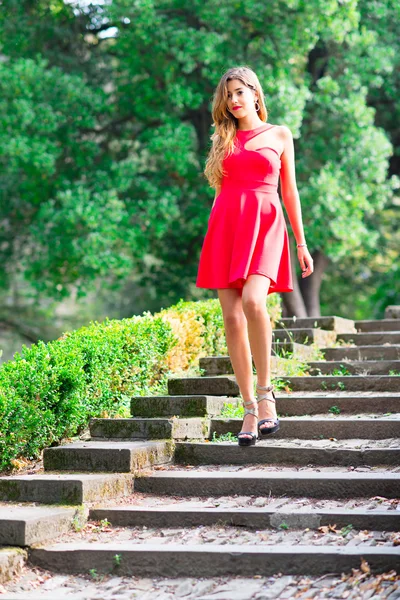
392,536,400,546
369,496,388,502
318,524,338,534
381,570,397,580
360,558,371,574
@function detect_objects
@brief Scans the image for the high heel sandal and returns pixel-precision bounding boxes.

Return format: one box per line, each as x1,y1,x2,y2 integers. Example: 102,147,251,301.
237,399,259,447
256,383,280,436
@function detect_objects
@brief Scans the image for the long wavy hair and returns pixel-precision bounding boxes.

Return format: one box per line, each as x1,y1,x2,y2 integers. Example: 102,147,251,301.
204,66,269,189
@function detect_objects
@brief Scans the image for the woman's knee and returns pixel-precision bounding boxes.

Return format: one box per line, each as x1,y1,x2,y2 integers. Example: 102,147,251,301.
242,296,268,320
223,310,246,331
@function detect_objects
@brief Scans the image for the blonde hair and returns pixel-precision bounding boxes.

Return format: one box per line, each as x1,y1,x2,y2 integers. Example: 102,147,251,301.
203,66,268,189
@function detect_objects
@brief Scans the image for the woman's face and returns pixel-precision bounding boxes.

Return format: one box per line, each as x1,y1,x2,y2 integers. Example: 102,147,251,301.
226,78,258,118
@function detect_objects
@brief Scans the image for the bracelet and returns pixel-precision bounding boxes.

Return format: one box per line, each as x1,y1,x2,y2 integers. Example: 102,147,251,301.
297,243,307,247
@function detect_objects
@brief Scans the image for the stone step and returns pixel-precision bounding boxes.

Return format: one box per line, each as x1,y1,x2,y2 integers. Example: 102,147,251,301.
89,504,400,532
90,418,209,441
0,474,131,505
272,341,317,359
168,375,400,396
200,355,293,377
130,392,400,419
272,328,336,346
91,416,400,443
283,375,400,392
134,469,400,499
322,344,400,361
0,547,26,584
28,543,400,577
210,417,400,440
355,319,400,332
130,395,240,418
307,360,400,375
175,440,400,467
266,392,400,415
386,305,400,319
276,316,355,333
200,357,400,377
168,376,239,397
337,332,400,345
0,506,85,546
43,441,174,473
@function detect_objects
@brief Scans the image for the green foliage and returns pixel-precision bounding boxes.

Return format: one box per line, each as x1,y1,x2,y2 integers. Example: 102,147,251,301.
164,295,281,358
0,0,397,319
0,296,237,471
160,298,227,358
211,431,237,443
329,405,341,415
220,403,244,419
330,366,351,376
340,524,353,538
113,554,122,567
271,378,293,392
0,313,177,471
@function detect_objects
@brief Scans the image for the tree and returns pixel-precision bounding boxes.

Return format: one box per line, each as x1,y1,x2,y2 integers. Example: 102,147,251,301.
0,0,398,328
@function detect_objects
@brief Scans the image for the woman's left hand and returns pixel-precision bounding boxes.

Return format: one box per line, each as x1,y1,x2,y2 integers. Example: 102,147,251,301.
297,246,314,278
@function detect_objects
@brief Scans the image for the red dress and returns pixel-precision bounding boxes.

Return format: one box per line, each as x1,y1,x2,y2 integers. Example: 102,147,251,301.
196,122,294,294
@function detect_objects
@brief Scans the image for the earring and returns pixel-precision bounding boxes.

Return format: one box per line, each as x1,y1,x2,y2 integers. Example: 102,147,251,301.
255,100,260,111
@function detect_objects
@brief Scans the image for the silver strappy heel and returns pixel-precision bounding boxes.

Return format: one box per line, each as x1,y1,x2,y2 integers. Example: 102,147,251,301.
256,383,280,436
237,399,259,446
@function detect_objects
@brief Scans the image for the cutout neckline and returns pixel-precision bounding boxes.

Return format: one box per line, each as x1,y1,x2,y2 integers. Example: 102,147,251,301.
235,123,280,159
236,123,273,133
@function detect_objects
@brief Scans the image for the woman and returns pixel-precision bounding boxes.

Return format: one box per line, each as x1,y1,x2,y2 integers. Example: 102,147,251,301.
196,66,314,447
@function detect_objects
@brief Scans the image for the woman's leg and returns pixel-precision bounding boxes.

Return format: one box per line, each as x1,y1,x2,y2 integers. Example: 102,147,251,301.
217,287,256,439
241,274,277,430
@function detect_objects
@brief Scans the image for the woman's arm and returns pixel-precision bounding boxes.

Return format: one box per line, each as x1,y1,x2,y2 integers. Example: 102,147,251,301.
279,126,306,244
279,125,313,278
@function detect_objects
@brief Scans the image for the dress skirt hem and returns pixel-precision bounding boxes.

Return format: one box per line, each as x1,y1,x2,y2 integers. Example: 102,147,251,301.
196,269,294,294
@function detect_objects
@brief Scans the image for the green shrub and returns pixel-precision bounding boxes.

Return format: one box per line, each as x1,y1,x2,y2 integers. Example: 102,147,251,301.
157,294,281,362
0,314,177,471
0,295,281,472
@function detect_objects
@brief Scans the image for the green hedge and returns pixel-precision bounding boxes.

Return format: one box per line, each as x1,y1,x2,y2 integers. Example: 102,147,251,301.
0,314,178,471
0,295,281,472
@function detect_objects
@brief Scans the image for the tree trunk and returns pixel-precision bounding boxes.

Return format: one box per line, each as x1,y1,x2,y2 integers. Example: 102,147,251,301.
299,249,330,316
281,238,308,317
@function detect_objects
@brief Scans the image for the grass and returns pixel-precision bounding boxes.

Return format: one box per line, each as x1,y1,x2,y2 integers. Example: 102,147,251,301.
113,554,122,567
211,431,237,443
340,524,353,538
330,365,352,376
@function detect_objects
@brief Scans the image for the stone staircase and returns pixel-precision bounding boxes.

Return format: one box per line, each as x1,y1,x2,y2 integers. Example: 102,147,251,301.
1,313,400,586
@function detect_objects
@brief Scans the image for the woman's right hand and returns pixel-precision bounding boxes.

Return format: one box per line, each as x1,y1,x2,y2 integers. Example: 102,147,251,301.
297,246,314,278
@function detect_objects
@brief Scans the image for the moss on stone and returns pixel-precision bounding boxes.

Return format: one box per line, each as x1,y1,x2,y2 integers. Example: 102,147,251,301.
0,481,21,502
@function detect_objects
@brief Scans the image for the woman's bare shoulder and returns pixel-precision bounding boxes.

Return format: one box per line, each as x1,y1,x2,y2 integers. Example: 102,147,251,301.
272,124,293,137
